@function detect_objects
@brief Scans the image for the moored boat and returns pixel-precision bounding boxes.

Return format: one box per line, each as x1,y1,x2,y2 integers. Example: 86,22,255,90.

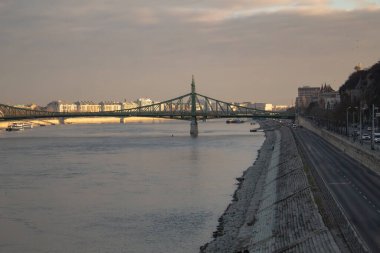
5,123,24,131
22,123,33,129
226,119,245,124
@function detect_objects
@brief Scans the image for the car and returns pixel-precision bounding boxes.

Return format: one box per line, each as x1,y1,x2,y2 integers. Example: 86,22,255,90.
361,134,371,140
367,127,372,131
352,130,360,137
374,137,380,143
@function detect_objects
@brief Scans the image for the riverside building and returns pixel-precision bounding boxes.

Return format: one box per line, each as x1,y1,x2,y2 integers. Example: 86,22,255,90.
75,101,101,112
296,86,320,109
318,84,341,110
99,101,122,112
46,100,77,112
121,101,138,110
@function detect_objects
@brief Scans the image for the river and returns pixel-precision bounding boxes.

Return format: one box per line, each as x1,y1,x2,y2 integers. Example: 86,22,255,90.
0,119,265,253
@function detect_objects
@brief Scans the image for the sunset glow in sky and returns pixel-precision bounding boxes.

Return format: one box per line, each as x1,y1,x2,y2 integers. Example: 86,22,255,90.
1,0,380,105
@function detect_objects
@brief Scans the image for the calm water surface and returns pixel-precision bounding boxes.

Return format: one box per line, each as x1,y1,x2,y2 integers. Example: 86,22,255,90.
0,120,264,253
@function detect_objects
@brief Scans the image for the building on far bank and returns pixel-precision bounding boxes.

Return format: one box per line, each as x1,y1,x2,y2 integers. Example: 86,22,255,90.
46,100,77,112
99,101,122,112
75,101,101,112
13,103,40,110
238,102,252,108
247,103,273,111
135,98,154,107
121,101,138,110
272,105,289,111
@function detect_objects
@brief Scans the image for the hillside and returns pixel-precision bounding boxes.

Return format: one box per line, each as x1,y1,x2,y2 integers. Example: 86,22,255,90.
339,61,380,106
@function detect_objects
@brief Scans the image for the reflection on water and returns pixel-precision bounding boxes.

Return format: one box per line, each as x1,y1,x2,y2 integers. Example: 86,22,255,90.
0,120,264,253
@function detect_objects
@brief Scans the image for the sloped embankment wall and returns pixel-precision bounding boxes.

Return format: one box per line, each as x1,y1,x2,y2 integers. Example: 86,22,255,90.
201,125,340,253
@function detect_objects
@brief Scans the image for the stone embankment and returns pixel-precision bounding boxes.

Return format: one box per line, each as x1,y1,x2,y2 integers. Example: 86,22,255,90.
201,121,340,253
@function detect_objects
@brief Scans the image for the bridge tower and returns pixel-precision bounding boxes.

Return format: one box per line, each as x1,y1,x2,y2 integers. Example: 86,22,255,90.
190,75,198,137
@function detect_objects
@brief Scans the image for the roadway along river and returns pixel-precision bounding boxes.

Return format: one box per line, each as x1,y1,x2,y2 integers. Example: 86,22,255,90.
295,128,380,252
0,119,264,253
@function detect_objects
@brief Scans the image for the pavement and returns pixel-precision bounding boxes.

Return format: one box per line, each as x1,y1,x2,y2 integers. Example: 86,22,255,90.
295,127,380,252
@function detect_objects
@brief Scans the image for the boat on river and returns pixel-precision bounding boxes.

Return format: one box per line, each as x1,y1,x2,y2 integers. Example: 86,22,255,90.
22,123,33,129
5,123,24,131
226,119,245,124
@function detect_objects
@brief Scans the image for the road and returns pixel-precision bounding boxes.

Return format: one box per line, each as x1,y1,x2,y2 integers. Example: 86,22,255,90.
294,128,380,252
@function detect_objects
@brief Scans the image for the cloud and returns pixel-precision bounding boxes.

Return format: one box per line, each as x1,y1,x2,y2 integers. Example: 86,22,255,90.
0,1,379,105
165,0,380,23
133,7,160,25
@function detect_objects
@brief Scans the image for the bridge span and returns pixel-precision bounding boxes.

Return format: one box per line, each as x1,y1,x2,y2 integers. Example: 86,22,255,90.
0,78,294,136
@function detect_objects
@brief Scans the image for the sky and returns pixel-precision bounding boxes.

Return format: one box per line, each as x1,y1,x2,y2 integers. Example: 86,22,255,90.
0,0,380,106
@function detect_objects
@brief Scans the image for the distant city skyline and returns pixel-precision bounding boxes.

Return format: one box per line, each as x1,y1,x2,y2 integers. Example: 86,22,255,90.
1,1,380,105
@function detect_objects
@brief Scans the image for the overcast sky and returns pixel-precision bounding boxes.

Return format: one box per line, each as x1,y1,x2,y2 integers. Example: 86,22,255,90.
1,0,380,106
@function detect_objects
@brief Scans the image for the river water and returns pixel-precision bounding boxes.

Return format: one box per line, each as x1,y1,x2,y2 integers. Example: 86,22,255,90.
0,119,264,253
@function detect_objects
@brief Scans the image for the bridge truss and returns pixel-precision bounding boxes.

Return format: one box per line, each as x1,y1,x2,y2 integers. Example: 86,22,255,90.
0,92,293,121
0,79,294,122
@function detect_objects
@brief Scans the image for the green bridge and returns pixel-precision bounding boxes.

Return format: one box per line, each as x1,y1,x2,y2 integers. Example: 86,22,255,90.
0,77,294,136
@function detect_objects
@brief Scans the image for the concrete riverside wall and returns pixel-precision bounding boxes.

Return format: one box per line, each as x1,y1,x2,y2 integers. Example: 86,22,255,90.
298,117,380,175
201,122,340,253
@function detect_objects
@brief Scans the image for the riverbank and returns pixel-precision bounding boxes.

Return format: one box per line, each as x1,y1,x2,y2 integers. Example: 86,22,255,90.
0,117,172,129
201,121,340,252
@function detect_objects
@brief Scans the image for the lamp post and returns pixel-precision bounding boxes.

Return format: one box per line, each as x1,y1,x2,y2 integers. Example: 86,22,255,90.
346,106,351,137
371,105,379,150
351,107,357,141
359,104,363,145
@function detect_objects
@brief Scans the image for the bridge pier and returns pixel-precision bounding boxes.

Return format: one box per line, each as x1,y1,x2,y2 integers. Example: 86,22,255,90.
190,118,198,137
190,76,198,137
59,117,65,125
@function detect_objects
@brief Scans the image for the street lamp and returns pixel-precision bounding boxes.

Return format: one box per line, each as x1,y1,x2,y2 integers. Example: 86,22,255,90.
371,105,379,150
346,106,351,137
359,103,368,145
359,104,363,145
351,107,359,141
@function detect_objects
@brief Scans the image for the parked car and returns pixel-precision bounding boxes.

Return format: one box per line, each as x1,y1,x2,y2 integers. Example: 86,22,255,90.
361,134,371,140
352,130,360,137
374,133,380,143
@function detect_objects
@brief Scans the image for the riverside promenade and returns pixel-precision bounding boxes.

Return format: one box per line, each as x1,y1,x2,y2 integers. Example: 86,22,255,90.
201,121,341,253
